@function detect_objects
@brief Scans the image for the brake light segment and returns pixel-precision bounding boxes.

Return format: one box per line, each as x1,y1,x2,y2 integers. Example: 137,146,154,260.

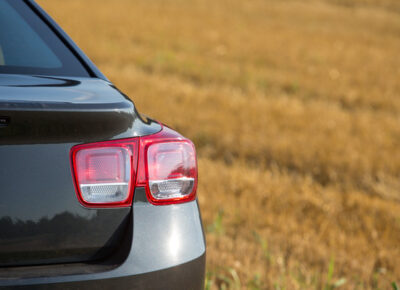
145,140,197,205
71,140,138,207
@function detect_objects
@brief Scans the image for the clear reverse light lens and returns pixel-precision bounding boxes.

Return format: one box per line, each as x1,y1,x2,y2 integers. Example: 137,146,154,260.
149,177,195,199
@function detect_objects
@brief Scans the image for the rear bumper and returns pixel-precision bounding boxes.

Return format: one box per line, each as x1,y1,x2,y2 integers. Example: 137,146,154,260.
0,255,205,290
0,188,206,289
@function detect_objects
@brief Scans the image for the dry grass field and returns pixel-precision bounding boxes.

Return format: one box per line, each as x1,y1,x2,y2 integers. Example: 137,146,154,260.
39,0,400,288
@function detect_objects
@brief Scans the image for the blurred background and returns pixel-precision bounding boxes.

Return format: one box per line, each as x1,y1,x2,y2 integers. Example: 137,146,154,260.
39,0,400,288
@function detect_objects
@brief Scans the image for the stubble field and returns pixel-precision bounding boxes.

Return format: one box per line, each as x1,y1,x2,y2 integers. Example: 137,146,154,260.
39,0,400,288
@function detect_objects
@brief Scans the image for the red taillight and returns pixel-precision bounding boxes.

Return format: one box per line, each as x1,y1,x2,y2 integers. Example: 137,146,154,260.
143,140,197,205
71,140,138,208
70,125,198,207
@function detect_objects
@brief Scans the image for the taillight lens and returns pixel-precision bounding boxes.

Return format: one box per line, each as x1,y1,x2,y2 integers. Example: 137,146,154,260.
71,140,138,208
71,125,198,207
145,141,197,204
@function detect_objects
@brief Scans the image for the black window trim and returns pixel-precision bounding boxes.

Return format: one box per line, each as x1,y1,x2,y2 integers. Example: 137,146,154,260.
22,0,109,81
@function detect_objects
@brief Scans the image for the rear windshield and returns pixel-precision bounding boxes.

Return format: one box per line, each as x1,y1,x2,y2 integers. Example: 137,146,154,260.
0,0,90,77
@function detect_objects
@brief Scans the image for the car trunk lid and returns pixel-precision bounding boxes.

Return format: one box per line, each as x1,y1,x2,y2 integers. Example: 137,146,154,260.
0,74,141,266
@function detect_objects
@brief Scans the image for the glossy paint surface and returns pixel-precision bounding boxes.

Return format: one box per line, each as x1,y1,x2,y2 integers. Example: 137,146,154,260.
0,144,129,266
0,74,161,145
0,74,161,265
0,189,206,288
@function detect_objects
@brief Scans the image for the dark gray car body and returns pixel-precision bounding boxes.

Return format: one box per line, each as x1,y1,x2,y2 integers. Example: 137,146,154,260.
0,0,206,288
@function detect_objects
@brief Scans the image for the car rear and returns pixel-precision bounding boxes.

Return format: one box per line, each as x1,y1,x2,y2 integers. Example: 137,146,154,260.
0,0,205,289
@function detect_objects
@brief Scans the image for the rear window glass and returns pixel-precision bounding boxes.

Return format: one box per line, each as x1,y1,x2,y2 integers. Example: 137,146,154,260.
0,0,90,77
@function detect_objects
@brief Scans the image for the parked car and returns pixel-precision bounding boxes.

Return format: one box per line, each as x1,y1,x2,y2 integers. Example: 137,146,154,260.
0,0,205,289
